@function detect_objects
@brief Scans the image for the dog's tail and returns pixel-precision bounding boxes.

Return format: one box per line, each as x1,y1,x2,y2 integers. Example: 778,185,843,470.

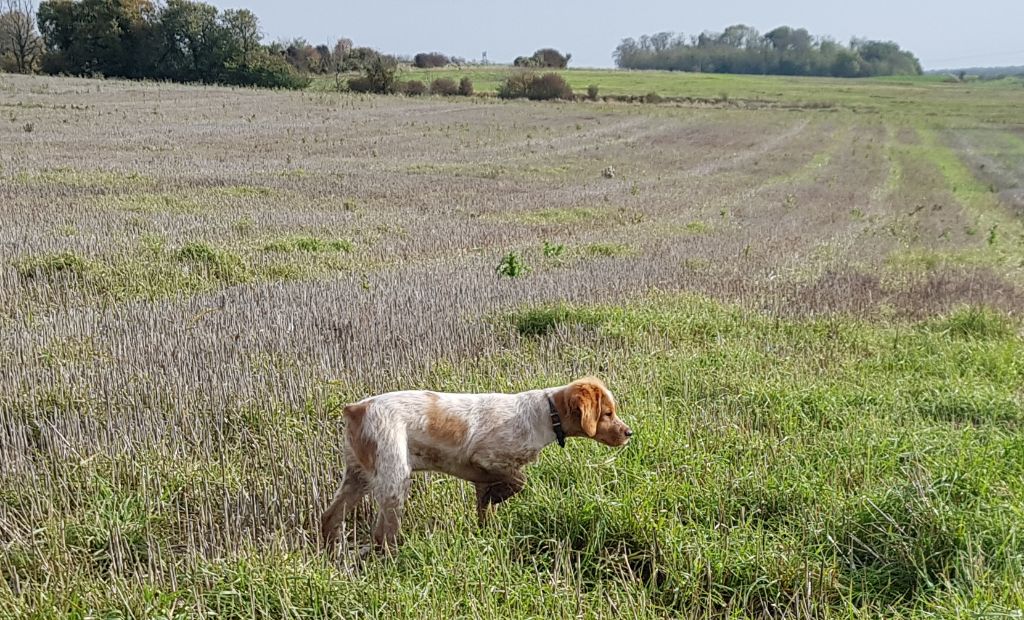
343,401,368,418
342,401,376,473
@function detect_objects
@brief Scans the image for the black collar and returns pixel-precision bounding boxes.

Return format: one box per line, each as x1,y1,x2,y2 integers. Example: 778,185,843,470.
546,393,566,448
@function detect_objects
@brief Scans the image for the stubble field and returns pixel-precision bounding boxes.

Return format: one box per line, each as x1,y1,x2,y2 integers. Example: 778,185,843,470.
1,72,1024,618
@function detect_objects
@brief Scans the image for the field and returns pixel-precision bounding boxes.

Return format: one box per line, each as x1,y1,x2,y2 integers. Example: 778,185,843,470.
2,70,1024,618
314,66,1024,114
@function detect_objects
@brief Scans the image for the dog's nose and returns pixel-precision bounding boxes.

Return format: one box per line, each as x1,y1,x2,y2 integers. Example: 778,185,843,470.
624,429,633,437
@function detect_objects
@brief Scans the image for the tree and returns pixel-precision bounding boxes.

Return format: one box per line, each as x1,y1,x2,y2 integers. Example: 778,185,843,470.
413,51,447,68
339,45,378,72
34,0,305,88
515,48,570,68
37,0,157,77
283,37,318,73
830,49,861,77
0,0,42,72
221,7,259,69
331,36,351,66
718,24,759,49
764,26,812,53
614,24,922,78
532,48,570,68
154,0,226,81
650,31,673,52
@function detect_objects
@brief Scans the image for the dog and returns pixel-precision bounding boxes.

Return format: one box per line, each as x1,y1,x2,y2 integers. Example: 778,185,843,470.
320,377,631,551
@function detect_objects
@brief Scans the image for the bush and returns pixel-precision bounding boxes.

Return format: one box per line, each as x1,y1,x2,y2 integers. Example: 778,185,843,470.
498,72,573,101
429,77,458,96
458,77,474,96
531,73,574,100
347,76,373,93
587,84,599,100
643,91,663,104
225,52,311,90
349,55,398,94
413,52,449,68
402,80,427,96
498,72,533,99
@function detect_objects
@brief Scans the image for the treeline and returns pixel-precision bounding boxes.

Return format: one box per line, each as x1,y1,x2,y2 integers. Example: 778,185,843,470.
33,0,315,87
1,0,463,88
0,0,337,87
614,25,922,77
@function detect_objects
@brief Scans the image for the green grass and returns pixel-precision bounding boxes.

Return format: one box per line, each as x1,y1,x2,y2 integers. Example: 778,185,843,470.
6,71,1024,620
311,67,1024,121
518,207,604,225
583,242,631,257
262,235,354,254
881,125,1024,281
9,237,361,303
7,295,1023,617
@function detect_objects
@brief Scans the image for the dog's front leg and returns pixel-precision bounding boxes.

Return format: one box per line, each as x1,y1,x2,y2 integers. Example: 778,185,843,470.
474,469,526,525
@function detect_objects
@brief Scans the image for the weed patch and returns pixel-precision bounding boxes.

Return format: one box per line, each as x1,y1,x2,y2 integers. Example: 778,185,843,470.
262,236,353,253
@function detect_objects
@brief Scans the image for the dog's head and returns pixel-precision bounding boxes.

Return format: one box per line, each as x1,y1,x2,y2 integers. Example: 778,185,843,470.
558,377,632,447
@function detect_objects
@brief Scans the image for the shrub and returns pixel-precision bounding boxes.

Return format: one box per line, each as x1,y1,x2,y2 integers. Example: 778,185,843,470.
429,77,458,96
587,84,599,100
402,80,427,96
498,72,573,101
347,76,373,93
225,52,311,90
349,56,398,94
643,91,663,104
458,77,473,96
413,52,449,68
529,73,573,100
498,72,533,99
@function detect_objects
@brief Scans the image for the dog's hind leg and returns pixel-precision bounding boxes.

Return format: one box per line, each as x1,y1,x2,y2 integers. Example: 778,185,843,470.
322,405,377,551
320,463,369,549
369,426,411,552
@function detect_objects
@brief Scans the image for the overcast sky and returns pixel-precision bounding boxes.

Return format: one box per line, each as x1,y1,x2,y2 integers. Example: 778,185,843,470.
215,0,1024,70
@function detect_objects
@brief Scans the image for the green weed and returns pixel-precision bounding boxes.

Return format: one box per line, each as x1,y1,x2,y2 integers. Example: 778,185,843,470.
496,252,529,278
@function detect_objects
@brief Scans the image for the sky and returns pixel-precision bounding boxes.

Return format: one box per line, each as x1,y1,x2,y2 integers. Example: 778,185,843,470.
214,0,1024,70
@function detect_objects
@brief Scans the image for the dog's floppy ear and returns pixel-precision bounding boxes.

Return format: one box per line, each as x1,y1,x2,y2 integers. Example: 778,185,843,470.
572,381,601,437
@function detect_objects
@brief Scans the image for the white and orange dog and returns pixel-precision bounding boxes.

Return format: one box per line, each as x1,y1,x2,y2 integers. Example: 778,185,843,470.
321,377,632,551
